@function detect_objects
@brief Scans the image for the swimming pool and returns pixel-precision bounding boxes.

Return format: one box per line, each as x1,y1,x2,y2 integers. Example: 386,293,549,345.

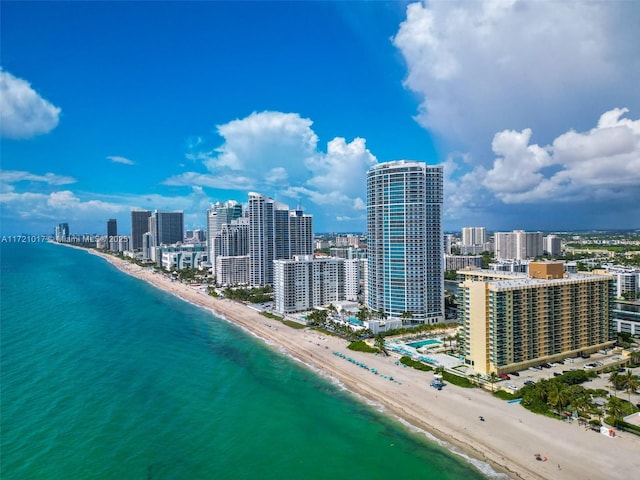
406,339,443,348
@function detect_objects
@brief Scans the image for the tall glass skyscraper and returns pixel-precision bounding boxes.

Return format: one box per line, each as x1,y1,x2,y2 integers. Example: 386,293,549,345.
367,160,444,325
130,210,152,251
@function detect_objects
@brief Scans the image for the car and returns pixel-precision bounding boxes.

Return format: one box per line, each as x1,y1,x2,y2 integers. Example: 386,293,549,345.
508,384,518,390
584,364,595,370
511,371,520,376
524,380,535,386
499,373,510,380
541,363,552,369
553,372,562,377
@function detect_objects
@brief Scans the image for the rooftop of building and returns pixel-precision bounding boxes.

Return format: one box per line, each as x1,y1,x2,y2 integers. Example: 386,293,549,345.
458,266,614,289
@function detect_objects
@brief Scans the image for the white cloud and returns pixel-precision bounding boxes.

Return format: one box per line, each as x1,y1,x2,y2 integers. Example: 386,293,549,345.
0,69,61,139
0,170,76,186
0,181,213,234
484,128,552,194
163,172,255,191
206,111,318,173
393,1,640,157
448,108,640,207
107,156,135,165
171,111,377,224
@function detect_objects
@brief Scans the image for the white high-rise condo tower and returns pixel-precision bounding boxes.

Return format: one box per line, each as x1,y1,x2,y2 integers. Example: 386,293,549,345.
367,160,444,325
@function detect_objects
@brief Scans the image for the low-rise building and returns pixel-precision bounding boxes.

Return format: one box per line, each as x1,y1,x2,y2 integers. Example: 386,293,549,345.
445,254,482,271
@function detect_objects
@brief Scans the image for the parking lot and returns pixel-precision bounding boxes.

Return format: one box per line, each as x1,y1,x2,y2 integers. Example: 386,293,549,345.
497,350,640,405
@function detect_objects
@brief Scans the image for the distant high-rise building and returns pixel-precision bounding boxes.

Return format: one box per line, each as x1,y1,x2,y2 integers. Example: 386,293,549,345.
131,210,152,251
288,209,314,257
248,193,313,286
214,218,249,259
154,210,184,246
207,201,244,272
494,230,543,260
142,232,155,260
55,223,70,242
543,235,562,256
462,227,486,246
107,218,117,249
366,160,444,325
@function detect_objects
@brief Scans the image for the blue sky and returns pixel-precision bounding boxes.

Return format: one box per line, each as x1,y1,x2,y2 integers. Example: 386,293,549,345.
1,1,639,236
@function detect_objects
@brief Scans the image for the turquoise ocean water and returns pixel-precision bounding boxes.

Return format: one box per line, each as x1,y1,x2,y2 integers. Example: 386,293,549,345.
1,243,489,479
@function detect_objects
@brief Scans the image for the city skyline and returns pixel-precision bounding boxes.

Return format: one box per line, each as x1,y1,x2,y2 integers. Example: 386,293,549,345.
1,1,639,235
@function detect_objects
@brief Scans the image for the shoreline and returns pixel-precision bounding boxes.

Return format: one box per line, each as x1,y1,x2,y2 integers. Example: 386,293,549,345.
82,246,639,480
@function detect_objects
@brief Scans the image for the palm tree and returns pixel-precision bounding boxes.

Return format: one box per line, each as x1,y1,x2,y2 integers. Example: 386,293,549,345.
606,396,625,426
374,333,388,356
608,372,624,397
400,311,413,326
571,392,591,418
548,383,571,413
622,369,639,405
356,306,369,323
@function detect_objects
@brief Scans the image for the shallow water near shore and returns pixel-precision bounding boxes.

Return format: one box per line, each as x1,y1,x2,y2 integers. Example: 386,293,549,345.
1,243,488,480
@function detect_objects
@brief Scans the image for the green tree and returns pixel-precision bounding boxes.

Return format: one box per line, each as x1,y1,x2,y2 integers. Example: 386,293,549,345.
374,334,388,356
306,309,328,327
608,372,625,397
547,382,571,412
622,370,639,405
356,306,369,323
606,396,625,426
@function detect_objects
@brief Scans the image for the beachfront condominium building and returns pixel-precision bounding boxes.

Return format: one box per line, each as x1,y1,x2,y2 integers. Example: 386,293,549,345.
494,230,543,260
248,192,313,286
55,222,70,242
212,218,250,285
106,218,117,250
543,234,562,256
153,210,184,246
366,160,444,325
216,255,250,286
131,210,152,251
207,201,244,269
273,255,345,313
345,258,364,302
458,261,615,375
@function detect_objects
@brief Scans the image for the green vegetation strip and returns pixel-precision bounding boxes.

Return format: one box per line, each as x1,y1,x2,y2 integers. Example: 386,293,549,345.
441,371,475,388
347,341,378,353
259,311,306,330
400,356,433,372
282,320,306,329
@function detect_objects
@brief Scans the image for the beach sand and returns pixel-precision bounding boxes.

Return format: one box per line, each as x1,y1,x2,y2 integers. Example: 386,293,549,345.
88,249,640,480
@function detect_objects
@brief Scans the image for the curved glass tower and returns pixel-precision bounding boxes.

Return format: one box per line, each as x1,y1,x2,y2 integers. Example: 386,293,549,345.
367,161,444,325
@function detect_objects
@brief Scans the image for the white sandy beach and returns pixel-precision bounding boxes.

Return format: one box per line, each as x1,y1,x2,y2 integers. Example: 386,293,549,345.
88,248,640,480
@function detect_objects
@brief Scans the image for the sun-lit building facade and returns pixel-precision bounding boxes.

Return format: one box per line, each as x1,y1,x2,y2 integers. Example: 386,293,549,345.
458,262,615,375
366,160,444,325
